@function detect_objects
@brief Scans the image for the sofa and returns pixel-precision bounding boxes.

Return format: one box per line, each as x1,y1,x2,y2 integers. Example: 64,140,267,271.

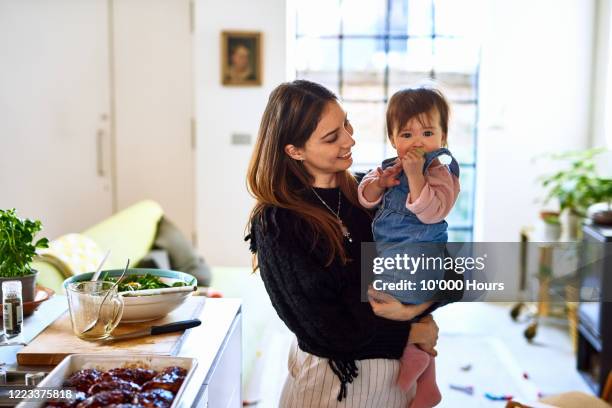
33,200,164,292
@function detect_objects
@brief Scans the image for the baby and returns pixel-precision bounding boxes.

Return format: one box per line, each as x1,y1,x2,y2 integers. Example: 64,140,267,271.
359,88,460,407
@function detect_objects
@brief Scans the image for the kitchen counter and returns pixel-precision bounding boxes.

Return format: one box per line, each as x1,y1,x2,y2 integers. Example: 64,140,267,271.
0,296,242,407
177,297,242,407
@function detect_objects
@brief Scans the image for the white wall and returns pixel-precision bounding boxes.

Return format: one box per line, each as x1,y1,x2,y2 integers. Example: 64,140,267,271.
194,0,600,265
591,0,612,175
194,0,287,267
475,0,596,241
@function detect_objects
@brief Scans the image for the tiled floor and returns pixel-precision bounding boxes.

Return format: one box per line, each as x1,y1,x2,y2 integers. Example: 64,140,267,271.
252,302,593,407
434,302,591,406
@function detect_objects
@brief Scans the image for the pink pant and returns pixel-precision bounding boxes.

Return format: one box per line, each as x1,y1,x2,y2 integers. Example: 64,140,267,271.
397,343,441,408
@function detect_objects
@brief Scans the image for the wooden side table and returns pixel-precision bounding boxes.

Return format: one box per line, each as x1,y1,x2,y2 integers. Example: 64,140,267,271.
514,228,579,344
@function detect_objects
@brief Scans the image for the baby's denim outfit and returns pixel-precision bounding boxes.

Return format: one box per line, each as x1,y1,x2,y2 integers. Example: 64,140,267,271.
373,148,460,304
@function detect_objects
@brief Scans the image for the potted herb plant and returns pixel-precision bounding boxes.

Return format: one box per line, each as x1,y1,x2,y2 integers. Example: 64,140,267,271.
539,148,609,239
0,208,49,302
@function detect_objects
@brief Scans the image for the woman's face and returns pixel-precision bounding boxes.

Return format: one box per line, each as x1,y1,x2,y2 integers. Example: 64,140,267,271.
292,101,355,179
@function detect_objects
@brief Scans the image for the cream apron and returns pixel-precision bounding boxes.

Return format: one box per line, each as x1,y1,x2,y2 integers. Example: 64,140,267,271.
279,338,416,408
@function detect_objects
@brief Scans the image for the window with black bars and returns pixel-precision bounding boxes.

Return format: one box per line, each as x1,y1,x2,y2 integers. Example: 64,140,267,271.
294,0,480,241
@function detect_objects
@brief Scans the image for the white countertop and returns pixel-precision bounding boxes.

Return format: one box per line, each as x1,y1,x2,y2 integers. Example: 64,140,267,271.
0,296,242,407
175,297,242,405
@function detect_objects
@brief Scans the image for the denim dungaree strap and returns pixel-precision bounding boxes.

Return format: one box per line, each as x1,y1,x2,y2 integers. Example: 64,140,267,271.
372,148,460,304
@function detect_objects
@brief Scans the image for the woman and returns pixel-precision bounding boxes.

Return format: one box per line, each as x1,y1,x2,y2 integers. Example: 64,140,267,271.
246,80,439,407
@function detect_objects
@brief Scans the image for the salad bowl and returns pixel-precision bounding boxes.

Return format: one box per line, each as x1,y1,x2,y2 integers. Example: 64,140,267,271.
63,268,198,323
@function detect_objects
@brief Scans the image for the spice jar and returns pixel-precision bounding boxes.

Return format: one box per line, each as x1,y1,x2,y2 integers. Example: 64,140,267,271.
2,280,23,337
25,372,46,386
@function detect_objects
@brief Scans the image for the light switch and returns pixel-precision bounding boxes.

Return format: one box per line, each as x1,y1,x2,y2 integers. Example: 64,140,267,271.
231,133,251,145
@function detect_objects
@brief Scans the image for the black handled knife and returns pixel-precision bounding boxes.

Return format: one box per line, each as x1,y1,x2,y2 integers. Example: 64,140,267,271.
102,319,202,342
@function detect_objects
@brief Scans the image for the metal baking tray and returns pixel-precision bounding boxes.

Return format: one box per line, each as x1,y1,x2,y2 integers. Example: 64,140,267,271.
16,354,197,408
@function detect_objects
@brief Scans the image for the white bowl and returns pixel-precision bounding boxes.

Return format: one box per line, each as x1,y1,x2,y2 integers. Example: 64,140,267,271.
121,288,194,322
64,268,198,323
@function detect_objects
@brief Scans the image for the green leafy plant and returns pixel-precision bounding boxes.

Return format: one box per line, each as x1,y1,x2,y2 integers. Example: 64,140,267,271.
590,178,612,210
107,273,189,292
539,148,611,217
0,209,49,277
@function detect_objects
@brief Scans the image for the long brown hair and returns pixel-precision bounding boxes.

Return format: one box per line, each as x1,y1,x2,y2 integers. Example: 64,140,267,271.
247,80,361,267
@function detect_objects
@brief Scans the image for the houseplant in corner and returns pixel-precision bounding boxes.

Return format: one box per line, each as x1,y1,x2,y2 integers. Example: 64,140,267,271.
589,177,612,225
539,148,609,240
0,208,49,302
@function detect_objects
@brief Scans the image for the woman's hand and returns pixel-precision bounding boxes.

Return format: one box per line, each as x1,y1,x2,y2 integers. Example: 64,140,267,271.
408,315,439,356
367,287,433,321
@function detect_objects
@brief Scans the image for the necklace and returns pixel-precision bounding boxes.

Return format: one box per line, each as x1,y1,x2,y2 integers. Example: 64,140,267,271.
311,188,352,243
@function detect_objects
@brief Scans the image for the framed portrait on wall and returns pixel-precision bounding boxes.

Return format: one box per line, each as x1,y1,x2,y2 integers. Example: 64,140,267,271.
221,31,262,86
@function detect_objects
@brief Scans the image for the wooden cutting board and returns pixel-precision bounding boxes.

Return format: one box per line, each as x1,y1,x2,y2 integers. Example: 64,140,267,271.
17,296,206,366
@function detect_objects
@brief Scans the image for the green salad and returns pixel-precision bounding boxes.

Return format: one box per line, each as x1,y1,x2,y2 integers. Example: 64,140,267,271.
106,273,192,292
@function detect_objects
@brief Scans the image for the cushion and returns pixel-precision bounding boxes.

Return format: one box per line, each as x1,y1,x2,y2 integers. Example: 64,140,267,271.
135,249,171,270
36,233,104,278
153,217,212,286
83,200,163,269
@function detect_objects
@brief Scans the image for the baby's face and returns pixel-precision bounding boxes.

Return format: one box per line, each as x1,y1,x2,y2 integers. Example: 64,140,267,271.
392,109,445,158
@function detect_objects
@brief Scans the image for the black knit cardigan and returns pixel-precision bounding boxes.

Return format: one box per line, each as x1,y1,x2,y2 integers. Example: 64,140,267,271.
246,187,411,401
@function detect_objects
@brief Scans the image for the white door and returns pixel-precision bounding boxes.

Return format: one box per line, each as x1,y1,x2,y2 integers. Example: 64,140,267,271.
0,0,113,239
112,0,195,241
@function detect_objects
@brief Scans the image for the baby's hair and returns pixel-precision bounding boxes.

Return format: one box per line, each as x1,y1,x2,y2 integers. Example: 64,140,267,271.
386,87,450,146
